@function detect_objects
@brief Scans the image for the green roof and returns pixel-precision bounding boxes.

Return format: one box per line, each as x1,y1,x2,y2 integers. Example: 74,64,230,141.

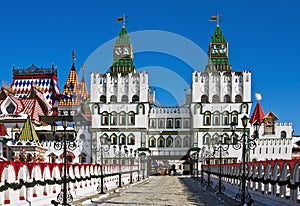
115,26,131,45
210,26,226,43
19,116,39,141
206,25,231,72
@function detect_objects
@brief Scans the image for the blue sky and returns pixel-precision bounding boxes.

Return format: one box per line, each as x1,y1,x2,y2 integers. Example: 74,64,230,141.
0,0,299,133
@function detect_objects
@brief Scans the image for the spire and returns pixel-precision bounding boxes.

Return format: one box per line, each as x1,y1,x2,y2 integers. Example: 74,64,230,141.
80,64,89,101
19,115,39,141
206,14,231,72
59,51,80,106
249,94,265,124
110,16,135,74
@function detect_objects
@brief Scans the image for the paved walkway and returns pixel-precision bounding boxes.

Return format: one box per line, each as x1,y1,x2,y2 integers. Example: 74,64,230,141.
84,176,231,205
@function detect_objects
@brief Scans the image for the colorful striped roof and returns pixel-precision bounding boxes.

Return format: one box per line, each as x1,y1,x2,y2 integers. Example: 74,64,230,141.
59,62,80,106
79,69,89,101
10,64,60,106
19,115,39,141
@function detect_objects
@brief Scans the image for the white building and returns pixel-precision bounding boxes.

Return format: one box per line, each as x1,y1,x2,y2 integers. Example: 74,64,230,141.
89,22,296,174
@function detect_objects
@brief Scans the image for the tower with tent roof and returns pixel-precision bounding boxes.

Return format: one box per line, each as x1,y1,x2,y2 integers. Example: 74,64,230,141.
190,17,253,164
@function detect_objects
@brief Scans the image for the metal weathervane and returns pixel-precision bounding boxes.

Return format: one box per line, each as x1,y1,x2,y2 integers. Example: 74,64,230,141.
116,14,128,26
209,13,222,27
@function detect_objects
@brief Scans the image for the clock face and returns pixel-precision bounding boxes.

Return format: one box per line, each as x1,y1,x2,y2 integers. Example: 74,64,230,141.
114,47,122,57
114,46,130,59
212,45,218,55
211,44,227,56
219,44,227,54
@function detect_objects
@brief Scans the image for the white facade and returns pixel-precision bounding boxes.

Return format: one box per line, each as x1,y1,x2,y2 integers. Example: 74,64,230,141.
90,71,150,163
191,71,252,164
251,122,293,161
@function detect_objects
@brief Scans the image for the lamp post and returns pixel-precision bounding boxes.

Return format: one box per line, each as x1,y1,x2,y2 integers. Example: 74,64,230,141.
135,150,140,181
212,134,230,194
231,116,260,205
94,135,111,194
113,144,129,188
200,145,214,188
129,148,134,184
51,118,79,206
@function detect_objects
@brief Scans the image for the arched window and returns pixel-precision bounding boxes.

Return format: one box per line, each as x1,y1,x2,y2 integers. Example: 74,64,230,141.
224,95,231,103
110,112,117,125
119,112,126,125
149,119,156,128
222,133,230,144
101,112,108,125
149,137,156,148
111,134,117,145
183,136,190,147
166,136,173,147
201,95,209,103
110,95,117,103
121,95,128,103
167,118,173,128
212,95,220,103
204,111,211,126
235,94,243,103
281,131,287,139
232,111,238,124
100,95,106,103
175,136,182,147
128,112,135,125
119,134,126,145
79,153,86,163
101,133,109,144
158,136,165,147
132,95,139,103
7,103,16,114
128,134,135,145
213,111,220,125
223,111,229,125
175,119,181,128
158,119,164,128
203,134,211,145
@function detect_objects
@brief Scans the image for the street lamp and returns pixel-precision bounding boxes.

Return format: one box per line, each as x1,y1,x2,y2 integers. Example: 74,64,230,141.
94,135,111,194
200,145,214,188
52,118,79,206
113,144,129,187
212,134,230,194
231,116,260,205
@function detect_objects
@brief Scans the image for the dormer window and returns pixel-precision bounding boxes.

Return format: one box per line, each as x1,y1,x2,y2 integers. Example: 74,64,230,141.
7,103,16,114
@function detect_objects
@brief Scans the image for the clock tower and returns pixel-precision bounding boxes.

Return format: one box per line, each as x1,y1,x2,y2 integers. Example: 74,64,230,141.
110,24,135,74
206,25,231,72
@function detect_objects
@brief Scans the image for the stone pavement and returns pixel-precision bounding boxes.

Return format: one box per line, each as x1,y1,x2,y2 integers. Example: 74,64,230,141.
82,176,233,205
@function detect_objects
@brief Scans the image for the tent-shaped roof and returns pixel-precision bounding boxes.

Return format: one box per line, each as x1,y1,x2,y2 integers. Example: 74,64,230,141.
249,102,265,124
19,115,39,141
59,62,80,107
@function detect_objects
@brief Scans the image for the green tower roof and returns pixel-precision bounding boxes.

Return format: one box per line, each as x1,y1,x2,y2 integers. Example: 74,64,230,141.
115,26,131,45
206,25,231,72
210,26,227,43
110,25,135,74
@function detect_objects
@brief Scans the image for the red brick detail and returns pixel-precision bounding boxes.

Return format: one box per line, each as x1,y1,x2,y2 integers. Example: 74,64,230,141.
19,196,25,200
43,192,47,196
4,200,10,204
33,194,37,197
